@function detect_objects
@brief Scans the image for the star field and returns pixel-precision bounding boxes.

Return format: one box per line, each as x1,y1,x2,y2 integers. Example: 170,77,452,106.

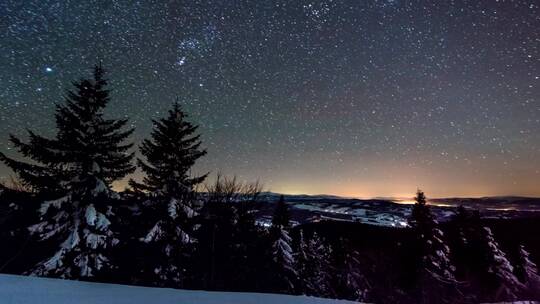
0,0,539,197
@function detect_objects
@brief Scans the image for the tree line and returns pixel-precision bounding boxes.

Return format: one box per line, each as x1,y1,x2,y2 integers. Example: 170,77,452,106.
0,65,538,303
0,65,366,300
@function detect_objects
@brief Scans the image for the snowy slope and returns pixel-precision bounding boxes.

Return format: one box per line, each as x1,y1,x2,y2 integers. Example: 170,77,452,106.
0,274,358,304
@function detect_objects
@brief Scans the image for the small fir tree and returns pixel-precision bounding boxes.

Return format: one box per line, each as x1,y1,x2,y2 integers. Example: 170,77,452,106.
229,182,263,290
272,195,290,229
269,195,297,293
330,238,370,302
296,231,333,297
408,189,434,232
479,227,524,301
271,226,297,293
194,176,256,290
515,245,540,284
450,206,475,281
515,244,540,297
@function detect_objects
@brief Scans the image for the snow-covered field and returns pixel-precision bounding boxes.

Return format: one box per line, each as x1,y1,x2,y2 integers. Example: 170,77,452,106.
256,193,540,228
0,274,357,304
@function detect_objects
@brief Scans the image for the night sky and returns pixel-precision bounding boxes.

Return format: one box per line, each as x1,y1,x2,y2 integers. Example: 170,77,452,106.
1,0,539,198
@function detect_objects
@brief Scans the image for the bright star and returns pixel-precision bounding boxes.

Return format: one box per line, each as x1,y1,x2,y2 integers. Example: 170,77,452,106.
176,56,186,66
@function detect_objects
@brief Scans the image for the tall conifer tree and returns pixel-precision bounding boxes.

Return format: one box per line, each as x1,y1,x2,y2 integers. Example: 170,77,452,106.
296,231,334,297
0,65,135,278
329,237,370,302
129,102,207,287
408,190,457,303
478,227,524,301
194,176,247,290
129,101,207,195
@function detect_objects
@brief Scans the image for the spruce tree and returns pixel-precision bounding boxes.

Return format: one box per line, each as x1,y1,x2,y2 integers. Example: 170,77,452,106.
0,65,135,278
295,231,310,291
340,248,369,301
193,176,251,290
194,177,263,291
272,195,290,229
408,190,457,303
515,244,540,297
129,101,207,195
269,195,297,293
271,226,297,293
479,227,524,301
129,102,207,287
296,231,333,297
408,189,434,232
450,206,475,281
330,237,370,302
230,183,263,290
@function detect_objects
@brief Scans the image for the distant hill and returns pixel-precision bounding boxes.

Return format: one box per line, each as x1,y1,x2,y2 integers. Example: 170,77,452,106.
261,192,540,210
254,192,540,228
430,196,540,211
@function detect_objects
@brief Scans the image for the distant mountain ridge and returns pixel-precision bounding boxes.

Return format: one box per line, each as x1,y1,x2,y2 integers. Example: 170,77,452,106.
252,192,540,229
260,191,540,206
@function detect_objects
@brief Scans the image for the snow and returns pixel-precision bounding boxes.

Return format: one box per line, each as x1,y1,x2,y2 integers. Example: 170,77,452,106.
175,226,191,244
0,274,357,304
60,225,80,250
168,197,197,219
95,212,111,230
83,229,107,249
141,221,164,243
168,198,179,219
483,301,538,304
40,249,66,273
85,204,97,226
39,196,70,215
273,228,296,269
91,162,101,174
91,179,109,196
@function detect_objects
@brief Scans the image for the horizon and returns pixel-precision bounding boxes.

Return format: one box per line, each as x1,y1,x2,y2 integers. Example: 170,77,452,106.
109,181,539,201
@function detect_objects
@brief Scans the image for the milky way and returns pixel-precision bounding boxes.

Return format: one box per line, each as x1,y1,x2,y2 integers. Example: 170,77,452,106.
1,0,539,197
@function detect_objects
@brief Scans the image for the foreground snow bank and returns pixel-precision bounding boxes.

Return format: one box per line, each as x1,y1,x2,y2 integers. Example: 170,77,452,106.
0,274,357,304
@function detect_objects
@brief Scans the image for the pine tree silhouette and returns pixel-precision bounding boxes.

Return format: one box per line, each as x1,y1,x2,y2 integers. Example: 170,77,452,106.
408,189,434,232
515,244,540,297
129,101,207,287
478,227,524,301
1,65,135,278
330,237,370,302
408,190,457,303
1,65,134,196
269,195,296,293
229,182,263,290
272,195,290,229
129,101,207,195
296,231,333,297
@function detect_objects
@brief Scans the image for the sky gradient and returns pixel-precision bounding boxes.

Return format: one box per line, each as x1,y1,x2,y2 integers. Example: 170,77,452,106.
0,0,539,198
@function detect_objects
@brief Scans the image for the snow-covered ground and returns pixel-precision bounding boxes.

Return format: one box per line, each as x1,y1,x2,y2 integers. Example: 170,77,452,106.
0,274,357,304
256,193,540,228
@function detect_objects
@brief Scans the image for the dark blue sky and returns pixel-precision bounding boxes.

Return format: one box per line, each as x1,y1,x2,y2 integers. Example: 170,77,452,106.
1,0,539,197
